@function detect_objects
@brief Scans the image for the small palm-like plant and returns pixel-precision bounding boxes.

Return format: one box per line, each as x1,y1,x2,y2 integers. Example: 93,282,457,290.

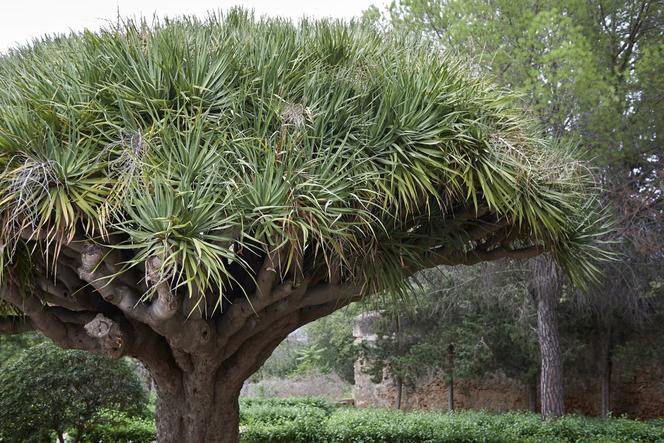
0,9,609,442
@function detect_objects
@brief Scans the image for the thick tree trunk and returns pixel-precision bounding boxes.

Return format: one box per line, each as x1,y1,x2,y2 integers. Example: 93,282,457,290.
530,255,565,419
153,368,242,443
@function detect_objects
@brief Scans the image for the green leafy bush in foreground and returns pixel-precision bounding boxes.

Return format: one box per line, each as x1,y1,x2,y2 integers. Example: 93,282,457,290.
0,343,148,443
239,398,664,443
83,410,156,443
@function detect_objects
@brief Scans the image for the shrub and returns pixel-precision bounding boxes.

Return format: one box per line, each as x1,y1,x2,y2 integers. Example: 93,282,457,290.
83,410,156,443
0,342,149,442
237,398,664,443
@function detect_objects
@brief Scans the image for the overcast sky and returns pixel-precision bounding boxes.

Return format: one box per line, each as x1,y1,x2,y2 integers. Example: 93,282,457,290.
0,0,387,52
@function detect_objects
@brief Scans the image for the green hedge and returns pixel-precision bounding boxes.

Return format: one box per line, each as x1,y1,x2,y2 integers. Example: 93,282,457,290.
73,397,664,442
239,398,664,443
83,410,156,443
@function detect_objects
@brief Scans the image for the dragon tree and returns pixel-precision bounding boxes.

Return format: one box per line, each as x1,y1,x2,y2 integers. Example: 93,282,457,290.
0,10,609,442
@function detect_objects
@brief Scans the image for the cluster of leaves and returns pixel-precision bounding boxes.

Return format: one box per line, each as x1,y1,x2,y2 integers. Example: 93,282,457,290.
0,331,44,369
0,8,609,311
0,342,149,443
239,397,664,443
365,0,664,271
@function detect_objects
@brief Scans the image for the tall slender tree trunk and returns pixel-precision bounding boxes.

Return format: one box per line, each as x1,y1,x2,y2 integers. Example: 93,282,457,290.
447,343,455,412
530,255,565,419
599,330,613,418
527,375,538,413
395,375,403,410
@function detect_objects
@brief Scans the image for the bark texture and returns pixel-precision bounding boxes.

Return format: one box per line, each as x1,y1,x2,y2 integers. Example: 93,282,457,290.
529,255,565,419
153,371,241,443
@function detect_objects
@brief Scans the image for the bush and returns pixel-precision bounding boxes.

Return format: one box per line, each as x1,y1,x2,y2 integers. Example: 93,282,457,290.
238,398,664,443
83,410,156,443
0,343,149,443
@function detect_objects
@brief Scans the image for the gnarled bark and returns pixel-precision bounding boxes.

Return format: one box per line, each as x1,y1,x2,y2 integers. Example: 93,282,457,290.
152,367,241,443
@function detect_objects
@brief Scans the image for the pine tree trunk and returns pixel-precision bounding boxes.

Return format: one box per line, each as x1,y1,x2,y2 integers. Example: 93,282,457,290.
447,344,455,412
530,256,565,419
527,376,538,413
395,375,403,410
536,286,564,418
600,332,612,418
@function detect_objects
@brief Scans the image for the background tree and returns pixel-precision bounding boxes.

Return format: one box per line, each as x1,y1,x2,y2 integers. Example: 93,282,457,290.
360,263,540,411
565,243,664,417
0,10,609,442
303,306,360,384
0,342,148,443
528,255,565,417
365,0,664,418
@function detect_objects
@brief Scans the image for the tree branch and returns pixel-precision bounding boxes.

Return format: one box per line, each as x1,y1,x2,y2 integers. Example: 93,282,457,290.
0,284,69,342
220,281,361,360
216,278,309,346
429,244,543,267
0,284,133,357
225,283,362,384
145,256,180,322
83,313,131,358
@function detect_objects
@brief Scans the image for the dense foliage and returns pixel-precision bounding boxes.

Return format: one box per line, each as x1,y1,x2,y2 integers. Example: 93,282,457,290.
239,397,664,443
83,410,156,443
0,343,149,443
7,395,661,443
0,10,608,304
0,331,43,369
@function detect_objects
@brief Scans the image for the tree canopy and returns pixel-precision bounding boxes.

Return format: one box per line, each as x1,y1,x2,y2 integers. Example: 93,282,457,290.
0,10,607,301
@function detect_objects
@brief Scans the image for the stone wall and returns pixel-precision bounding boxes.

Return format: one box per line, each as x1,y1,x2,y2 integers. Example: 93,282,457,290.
352,312,664,418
